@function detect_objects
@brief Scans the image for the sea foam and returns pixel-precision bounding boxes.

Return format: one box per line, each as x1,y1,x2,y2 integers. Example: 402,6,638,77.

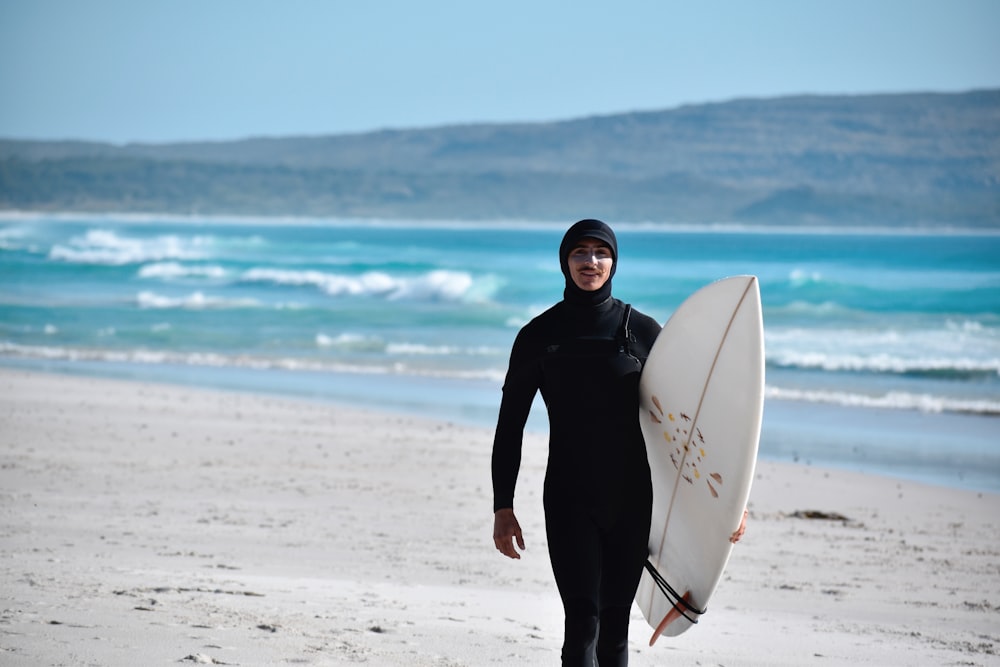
241,267,490,302
49,229,207,265
766,325,1000,378
0,342,505,382
136,291,260,310
765,385,1000,416
138,262,228,279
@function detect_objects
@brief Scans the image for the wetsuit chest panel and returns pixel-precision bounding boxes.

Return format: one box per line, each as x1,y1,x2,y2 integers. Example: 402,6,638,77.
539,337,639,412
539,329,644,479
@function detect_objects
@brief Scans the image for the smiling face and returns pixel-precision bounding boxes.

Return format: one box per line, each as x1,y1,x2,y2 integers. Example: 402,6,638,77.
567,237,614,292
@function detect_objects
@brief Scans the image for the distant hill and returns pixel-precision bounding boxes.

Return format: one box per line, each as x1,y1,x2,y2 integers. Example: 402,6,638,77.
2,90,998,226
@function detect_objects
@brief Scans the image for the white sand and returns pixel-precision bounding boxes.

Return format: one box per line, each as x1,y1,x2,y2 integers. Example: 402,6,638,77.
1,367,998,666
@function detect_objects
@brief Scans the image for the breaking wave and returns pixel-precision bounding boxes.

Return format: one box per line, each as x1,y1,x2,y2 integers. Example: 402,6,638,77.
765,385,1000,416
49,229,209,265
241,267,496,302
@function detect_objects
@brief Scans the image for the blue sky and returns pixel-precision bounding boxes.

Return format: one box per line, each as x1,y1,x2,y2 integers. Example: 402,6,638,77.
1,0,998,144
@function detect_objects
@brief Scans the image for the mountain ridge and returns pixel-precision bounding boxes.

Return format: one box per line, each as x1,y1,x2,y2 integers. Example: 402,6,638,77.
2,90,998,226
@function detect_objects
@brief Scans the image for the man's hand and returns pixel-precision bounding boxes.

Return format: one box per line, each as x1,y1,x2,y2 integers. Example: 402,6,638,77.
730,508,749,543
493,508,525,559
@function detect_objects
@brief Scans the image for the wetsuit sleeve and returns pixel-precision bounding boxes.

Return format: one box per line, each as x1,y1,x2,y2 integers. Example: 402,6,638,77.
491,326,542,512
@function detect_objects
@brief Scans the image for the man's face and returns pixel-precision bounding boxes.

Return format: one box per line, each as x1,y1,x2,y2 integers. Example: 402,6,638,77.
567,237,613,292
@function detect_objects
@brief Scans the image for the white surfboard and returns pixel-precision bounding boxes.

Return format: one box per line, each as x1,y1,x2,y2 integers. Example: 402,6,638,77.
635,275,765,644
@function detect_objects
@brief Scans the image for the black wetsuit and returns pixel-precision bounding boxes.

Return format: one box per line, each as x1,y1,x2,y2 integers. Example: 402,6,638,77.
492,220,661,667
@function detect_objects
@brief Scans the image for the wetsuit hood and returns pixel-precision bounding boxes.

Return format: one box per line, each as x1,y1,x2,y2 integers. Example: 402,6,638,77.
559,219,618,306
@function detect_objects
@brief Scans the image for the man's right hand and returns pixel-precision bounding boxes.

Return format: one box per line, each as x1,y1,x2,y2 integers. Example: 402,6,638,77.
493,508,525,559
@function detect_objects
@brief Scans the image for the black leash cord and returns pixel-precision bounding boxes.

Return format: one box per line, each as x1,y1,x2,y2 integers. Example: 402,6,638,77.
643,560,706,625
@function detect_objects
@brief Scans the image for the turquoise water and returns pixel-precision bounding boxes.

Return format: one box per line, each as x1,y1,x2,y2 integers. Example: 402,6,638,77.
2,214,998,491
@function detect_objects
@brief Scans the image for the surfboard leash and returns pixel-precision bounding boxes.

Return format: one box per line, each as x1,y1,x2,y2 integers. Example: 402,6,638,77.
643,559,705,624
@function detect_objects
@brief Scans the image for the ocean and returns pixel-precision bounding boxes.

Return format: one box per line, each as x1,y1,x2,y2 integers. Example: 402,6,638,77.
2,214,998,492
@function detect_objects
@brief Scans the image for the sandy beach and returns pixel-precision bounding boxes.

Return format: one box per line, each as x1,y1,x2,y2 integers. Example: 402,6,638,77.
1,367,998,666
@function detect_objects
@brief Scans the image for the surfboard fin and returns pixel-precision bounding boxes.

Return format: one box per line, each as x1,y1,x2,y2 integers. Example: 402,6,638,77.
649,591,692,646
642,561,705,644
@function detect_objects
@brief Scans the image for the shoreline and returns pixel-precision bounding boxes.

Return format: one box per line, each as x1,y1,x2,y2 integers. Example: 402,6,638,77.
2,367,998,665
4,359,999,495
